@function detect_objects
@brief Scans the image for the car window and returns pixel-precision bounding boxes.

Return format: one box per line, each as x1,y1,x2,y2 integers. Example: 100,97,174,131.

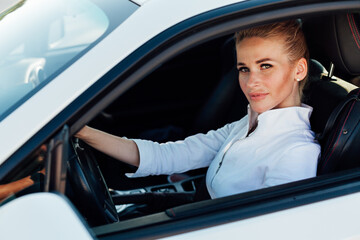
0,0,138,121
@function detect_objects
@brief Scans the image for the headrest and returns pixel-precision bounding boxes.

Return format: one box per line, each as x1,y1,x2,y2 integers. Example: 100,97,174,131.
303,59,358,134
304,13,360,75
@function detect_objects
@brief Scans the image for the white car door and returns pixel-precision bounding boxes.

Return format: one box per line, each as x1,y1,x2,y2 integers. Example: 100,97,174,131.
0,192,94,240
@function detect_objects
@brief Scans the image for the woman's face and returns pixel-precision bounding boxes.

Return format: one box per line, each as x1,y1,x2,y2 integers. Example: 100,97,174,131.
236,36,304,114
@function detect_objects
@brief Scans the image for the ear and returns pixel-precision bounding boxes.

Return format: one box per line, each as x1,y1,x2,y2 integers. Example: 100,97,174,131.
294,58,307,81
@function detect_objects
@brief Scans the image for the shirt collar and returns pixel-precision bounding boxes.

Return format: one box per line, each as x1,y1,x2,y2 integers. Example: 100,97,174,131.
247,105,259,133
247,104,313,135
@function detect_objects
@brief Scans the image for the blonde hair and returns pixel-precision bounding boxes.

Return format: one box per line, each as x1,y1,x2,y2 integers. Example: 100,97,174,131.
235,20,309,98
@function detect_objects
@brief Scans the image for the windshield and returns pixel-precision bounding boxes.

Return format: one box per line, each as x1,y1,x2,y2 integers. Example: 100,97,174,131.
0,0,138,120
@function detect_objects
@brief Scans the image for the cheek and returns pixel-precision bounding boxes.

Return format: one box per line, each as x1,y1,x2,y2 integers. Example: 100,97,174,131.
238,76,247,93
267,70,292,92
271,79,295,101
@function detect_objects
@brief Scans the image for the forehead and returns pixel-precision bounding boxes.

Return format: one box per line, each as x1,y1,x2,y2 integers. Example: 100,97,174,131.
236,36,287,61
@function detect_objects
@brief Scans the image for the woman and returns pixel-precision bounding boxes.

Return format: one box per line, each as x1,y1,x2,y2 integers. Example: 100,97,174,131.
76,20,320,199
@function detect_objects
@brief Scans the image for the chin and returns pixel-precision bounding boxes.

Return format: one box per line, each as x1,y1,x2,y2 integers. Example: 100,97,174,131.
249,103,271,114
251,107,267,114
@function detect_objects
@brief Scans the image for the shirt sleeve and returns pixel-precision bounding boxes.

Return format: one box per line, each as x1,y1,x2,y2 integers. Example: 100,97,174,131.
131,122,236,177
262,142,320,188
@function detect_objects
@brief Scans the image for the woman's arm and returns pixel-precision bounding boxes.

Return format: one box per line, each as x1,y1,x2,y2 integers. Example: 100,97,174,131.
0,168,45,201
75,126,140,167
0,176,34,201
76,119,238,177
131,121,236,177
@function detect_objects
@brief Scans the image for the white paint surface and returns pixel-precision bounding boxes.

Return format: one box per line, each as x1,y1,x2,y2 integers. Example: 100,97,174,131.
162,192,360,240
0,193,94,239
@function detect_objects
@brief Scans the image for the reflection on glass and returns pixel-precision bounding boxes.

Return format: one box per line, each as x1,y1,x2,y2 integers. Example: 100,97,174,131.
0,0,109,118
0,0,26,22
0,144,46,203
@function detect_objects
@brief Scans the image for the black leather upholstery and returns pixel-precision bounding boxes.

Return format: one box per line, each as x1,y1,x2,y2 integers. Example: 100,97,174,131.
303,60,357,134
303,13,360,175
316,88,360,175
304,13,360,76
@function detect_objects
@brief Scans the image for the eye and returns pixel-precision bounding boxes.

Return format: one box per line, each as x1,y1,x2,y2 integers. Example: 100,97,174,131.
238,67,249,73
260,64,272,70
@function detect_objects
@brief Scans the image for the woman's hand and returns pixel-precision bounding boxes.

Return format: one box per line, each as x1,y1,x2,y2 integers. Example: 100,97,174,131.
0,176,34,201
0,168,45,202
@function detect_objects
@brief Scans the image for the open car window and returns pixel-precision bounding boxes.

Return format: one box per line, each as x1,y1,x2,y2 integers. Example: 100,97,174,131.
72,10,359,230
65,6,360,237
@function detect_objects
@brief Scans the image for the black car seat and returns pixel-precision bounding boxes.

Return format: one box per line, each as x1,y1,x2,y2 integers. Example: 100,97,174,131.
302,13,360,175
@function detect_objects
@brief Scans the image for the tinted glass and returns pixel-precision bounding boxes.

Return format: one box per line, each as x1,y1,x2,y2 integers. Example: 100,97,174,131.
0,0,138,120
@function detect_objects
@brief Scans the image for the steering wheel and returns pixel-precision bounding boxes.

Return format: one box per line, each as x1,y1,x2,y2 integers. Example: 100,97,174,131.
66,139,119,227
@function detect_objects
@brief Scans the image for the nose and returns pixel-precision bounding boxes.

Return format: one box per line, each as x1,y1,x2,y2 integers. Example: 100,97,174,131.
246,72,260,88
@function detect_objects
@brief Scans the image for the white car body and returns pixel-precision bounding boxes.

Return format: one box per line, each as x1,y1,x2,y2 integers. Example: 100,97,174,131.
164,192,360,240
2,191,360,240
0,193,94,240
0,0,360,239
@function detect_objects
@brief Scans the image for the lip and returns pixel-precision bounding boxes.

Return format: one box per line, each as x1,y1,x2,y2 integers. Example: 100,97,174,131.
249,92,269,101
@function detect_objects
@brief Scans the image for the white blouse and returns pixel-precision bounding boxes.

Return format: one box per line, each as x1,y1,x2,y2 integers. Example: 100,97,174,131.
132,104,321,199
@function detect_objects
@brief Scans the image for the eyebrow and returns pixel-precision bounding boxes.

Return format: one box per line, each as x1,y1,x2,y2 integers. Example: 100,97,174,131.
256,58,272,64
237,58,273,66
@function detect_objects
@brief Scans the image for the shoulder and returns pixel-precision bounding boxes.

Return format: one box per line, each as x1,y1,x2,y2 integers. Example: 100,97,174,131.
227,114,248,130
281,128,320,150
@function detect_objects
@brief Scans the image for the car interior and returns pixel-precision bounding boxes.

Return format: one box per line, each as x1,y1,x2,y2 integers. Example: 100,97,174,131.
68,12,359,227
1,10,360,232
